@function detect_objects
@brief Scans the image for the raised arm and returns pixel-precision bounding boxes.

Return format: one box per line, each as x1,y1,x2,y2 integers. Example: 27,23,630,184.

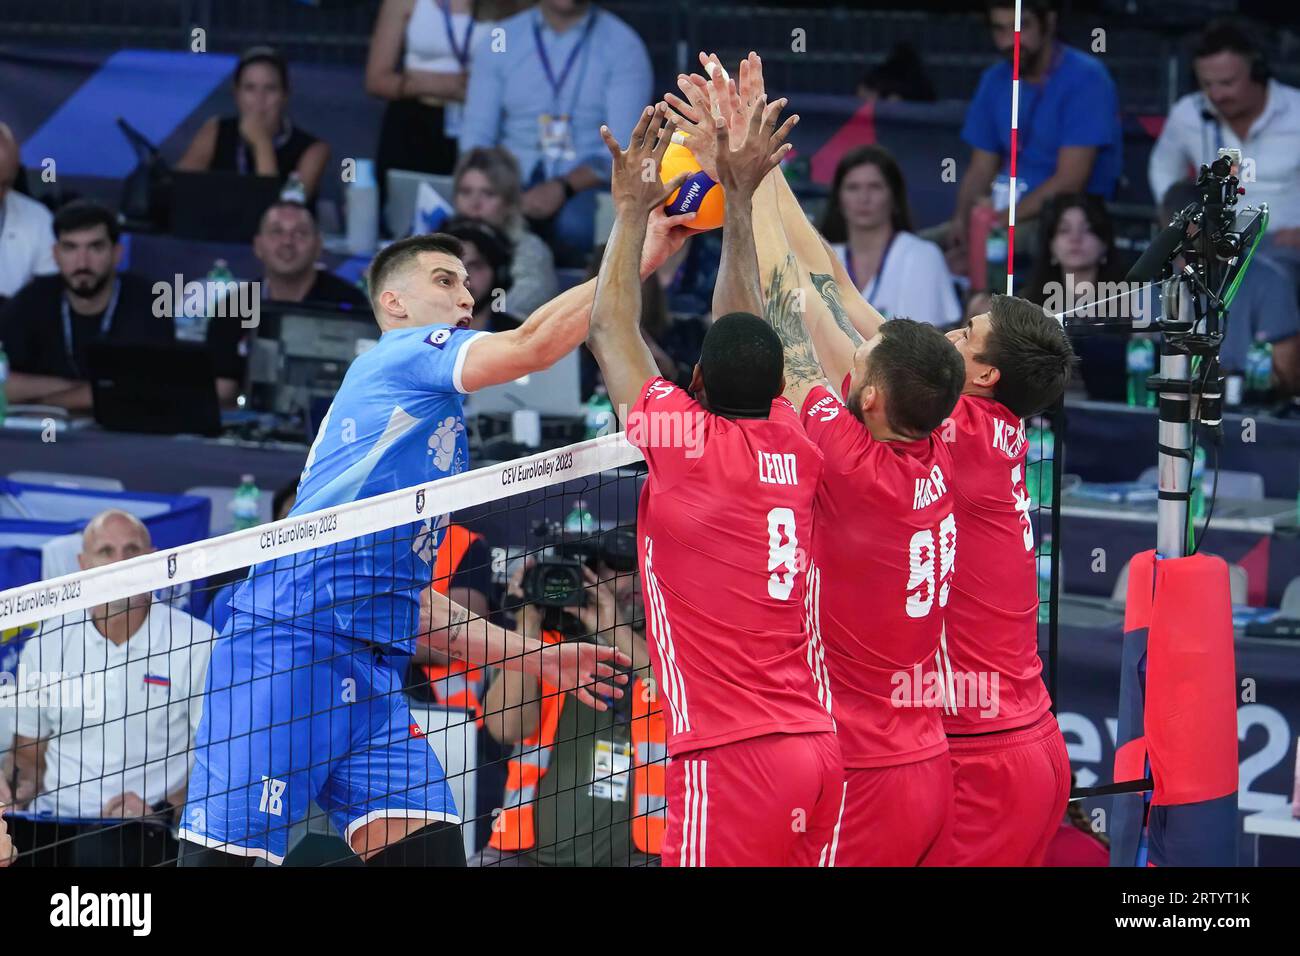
418,585,628,712
459,203,695,393
586,104,686,419
671,51,880,360
710,86,797,319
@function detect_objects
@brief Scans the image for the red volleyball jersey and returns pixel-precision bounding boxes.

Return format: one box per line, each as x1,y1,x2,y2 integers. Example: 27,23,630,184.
628,377,835,757
940,394,1052,734
799,383,954,768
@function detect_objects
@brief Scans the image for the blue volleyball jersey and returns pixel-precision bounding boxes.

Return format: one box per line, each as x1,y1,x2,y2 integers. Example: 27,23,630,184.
231,324,486,652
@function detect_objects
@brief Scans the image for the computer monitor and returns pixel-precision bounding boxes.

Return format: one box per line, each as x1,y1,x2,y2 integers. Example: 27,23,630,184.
90,341,221,437
247,305,379,418
170,171,283,243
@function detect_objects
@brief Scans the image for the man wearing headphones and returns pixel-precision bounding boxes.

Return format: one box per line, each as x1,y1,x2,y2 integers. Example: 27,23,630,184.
440,216,523,333
1149,20,1300,263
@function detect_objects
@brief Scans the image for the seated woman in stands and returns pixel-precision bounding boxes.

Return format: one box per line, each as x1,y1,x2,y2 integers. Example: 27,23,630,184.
177,47,330,200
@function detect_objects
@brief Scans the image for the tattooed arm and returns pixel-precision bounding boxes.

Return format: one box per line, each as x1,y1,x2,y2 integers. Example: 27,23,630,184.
752,175,828,410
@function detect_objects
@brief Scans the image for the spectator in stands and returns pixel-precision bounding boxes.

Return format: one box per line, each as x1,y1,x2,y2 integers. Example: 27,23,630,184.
472,553,659,866
0,200,172,412
1021,194,1132,401
458,0,653,267
946,0,1122,272
856,42,937,104
9,510,214,865
1147,20,1300,273
0,122,56,301
580,243,706,397
206,201,370,406
177,47,330,200
367,0,521,198
441,216,523,332
1159,181,1300,397
453,147,559,316
821,145,960,327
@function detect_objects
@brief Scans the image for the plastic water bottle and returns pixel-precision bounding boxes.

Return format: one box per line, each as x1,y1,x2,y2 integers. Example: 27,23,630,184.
1025,423,1054,508
1245,338,1274,404
280,172,307,205
1126,338,1156,407
230,474,261,532
346,159,380,255
583,386,616,440
1190,445,1207,520
0,341,9,426
984,226,1008,293
563,500,594,535
1036,534,1053,623
182,258,233,343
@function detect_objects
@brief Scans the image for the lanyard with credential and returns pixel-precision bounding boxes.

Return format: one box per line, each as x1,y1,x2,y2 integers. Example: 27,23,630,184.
62,278,121,378
532,11,597,113
439,0,478,70
846,232,897,301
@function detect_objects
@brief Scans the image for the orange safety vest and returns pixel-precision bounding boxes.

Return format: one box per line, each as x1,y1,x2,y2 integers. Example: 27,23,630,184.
422,524,485,720
490,632,667,856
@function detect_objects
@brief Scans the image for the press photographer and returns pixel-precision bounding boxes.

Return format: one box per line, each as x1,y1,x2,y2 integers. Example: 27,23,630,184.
472,526,662,867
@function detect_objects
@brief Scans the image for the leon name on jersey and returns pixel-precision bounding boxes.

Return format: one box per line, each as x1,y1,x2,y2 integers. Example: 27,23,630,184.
757,451,799,485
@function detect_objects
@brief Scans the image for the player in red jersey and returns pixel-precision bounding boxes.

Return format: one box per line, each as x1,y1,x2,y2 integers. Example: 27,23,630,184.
939,294,1075,865
586,100,844,867
745,162,966,864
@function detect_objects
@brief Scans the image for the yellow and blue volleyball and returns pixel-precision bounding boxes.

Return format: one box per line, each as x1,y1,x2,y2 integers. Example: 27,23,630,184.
661,131,725,231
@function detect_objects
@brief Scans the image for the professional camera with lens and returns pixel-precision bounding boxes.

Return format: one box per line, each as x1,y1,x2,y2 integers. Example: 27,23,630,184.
520,523,638,609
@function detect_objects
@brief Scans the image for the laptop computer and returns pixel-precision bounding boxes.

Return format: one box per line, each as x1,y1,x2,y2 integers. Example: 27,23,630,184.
170,170,283,243
465,347,584,416
90,341,222,437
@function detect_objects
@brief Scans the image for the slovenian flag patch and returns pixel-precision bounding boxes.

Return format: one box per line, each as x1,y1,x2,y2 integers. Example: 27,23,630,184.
143,674,170,687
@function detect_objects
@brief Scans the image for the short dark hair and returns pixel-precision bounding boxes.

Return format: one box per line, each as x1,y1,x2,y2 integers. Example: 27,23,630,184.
366,233,465,305
53,200,120,243
979,293,1075,417
235,46,289,90
1193,19,1265,67
258,200,317,233
698,313,784,416
866,319,964,436
441,216,514,293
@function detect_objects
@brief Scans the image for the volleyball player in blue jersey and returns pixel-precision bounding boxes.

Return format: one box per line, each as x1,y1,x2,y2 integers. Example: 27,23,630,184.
180,190,696,866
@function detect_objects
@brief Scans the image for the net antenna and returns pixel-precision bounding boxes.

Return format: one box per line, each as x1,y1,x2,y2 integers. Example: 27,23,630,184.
1005,0,1023,294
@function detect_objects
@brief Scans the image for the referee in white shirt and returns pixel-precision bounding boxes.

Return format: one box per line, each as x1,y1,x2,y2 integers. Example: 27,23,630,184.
7,510,214,866
1148,21,1300,265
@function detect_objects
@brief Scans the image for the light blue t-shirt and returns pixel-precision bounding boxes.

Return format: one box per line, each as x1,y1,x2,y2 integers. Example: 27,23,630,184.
232,324,486,652
961,44,1123,199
